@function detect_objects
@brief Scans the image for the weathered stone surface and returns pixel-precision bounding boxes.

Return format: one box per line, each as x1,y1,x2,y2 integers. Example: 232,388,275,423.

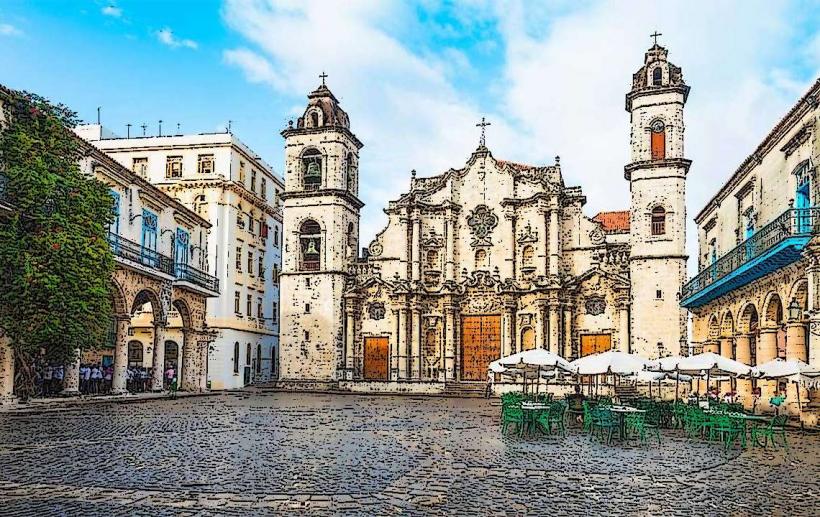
0,392,817,515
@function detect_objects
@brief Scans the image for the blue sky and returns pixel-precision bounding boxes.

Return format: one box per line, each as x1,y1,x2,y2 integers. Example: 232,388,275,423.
2,1,820,262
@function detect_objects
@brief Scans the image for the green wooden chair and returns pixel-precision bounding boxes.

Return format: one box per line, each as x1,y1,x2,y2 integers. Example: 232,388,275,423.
502,405,525,437
625,412,658,445
538,402,567,437
754,415,789,449
709,415,744,451
593,408,618,445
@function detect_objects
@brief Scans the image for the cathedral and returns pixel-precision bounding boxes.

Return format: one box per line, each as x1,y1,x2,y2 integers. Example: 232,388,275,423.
279,43,690,390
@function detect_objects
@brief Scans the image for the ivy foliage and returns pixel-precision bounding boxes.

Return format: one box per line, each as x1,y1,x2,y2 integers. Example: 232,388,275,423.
0,88,115,396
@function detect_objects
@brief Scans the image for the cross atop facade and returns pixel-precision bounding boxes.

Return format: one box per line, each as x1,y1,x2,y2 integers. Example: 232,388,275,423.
650,31,662,46
476,117,491,147
319,71,328,86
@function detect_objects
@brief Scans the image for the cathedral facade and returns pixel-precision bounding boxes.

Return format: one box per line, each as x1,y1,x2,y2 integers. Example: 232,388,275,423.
279,44,689,389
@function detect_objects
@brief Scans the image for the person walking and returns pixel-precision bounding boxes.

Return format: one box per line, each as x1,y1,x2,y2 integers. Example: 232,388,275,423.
165,365,175,390
103,365,113,394
43,365,53,397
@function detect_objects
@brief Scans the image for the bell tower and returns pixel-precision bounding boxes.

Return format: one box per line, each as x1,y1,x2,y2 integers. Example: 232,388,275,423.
625,37,690,358
279,78,364,381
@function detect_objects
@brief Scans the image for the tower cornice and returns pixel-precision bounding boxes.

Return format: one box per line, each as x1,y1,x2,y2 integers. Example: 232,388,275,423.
281,126,363,150
625,84,690,112
624,158,692,180
280,188,365,209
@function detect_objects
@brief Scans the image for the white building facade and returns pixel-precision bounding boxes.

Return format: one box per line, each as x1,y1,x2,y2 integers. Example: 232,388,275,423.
78,128,284,390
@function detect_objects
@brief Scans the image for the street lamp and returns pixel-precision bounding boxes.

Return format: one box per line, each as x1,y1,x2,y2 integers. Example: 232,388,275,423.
788,297,802,322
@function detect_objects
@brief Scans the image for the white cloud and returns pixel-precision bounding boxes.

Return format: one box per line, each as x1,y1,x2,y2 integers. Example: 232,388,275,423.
0,23,22,37
223,48,284,89
156,27,198,49
222,0,820,262
101,5,122,18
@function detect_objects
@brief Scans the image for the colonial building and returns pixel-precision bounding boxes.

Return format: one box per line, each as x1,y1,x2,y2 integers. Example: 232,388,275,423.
682,78,820,411
279,44,690,391
0,85,219,400
78,128,284,389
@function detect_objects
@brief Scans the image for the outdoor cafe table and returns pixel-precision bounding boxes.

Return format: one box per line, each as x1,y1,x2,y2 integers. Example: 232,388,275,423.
521,402,551,436
609,405,645,441
705,411,770,447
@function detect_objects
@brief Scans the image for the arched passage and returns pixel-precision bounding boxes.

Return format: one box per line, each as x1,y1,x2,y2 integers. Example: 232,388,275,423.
737,303,759,365
705,315,720,353
719,311,735,358
762,293,785,362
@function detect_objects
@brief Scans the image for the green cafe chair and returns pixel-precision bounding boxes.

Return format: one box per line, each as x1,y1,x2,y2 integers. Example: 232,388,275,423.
754,414,789,449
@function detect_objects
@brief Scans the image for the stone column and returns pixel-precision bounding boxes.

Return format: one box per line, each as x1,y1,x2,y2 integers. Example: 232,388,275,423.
757,327,779,364
735,333,753,409
785,322,807,362
152,324,168,391
548,303,560,355
618,302,630,353
397,307,408,379
537,300,548,350
444,303,456,381
199,338,209,392
719,337,733,359
0,337,15,403
410,305,421,379
345,305,356,378
444,216,455,281
703,340,719,354
548,209,560,277
411,215,421,282
809,318,820,368
503,300,517,357
111,316,130,395
181,329,199,391
61,350,81,396
562,306,573,359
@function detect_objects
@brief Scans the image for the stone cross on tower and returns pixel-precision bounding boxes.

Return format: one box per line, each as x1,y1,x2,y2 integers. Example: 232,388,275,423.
319,71,328,86
650,31,662,46
476,117,491,147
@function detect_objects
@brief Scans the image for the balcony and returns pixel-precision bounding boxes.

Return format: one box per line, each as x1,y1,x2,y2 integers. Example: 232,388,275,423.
681,207,819,308
108,232,174,276
174,263,221,294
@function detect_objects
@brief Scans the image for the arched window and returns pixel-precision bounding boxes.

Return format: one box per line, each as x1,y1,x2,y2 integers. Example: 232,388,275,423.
650,120,665,160
300,219,321,271
651,206,666,236
302,149,322,190
474,249,488,269
652,67,663,86
426,249,439,270
194,194,208,217
310,111,320,128
233,342,240,374
346,222,356,260
522,245,534,268
256,344,262,373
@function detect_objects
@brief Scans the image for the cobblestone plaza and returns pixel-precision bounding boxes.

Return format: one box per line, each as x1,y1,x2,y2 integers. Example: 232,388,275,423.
0,393,817,515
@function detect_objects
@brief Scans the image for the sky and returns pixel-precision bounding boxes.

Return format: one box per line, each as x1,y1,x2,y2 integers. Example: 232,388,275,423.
2,0,820,269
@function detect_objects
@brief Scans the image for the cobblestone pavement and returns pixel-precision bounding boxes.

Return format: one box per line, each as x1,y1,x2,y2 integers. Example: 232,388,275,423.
0,392,817,516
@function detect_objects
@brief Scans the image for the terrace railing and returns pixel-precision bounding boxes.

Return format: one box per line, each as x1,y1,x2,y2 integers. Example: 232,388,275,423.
681,207,820,302
107,231,174,276
174,262,220,293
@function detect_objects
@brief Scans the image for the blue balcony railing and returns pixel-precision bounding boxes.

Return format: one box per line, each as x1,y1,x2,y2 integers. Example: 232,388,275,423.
174,262,220,293
107,231,174,276
681,207,819,307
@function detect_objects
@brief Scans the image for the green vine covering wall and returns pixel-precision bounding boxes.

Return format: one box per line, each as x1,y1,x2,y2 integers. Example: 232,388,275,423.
0,88,115,399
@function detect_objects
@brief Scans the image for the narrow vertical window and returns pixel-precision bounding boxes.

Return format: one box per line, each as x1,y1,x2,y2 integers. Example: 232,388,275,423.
650,120,666,160
233,342,240,374
651,206,666,236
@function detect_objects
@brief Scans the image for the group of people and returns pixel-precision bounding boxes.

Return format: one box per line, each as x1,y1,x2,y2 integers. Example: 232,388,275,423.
35,363,65,396
78,363,114,394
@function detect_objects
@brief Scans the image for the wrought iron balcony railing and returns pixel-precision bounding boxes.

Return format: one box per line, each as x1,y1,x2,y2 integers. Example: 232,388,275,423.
108,231,174,276
681,207,819,304
174,262,220,293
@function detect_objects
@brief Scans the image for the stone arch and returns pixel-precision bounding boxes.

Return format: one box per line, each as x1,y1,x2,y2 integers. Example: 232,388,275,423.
110,278,128,317
788,278,809,314
171,298,193,330
707,314,720,340
720,311,734,337
762,292,784,326
131,288,163,321
737,303,759,334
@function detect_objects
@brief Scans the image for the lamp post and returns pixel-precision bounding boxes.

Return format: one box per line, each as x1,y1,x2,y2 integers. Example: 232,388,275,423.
788,297,802,322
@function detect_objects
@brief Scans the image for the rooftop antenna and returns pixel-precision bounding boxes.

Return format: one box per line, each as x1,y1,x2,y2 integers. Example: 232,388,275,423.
227,120,232,133
141,123,147,136
158,119,163,137
96,106,101,125
176,122,181,134
126,123,131,138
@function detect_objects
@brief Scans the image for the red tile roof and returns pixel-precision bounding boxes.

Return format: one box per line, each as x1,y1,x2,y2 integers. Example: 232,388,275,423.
593,211,630,233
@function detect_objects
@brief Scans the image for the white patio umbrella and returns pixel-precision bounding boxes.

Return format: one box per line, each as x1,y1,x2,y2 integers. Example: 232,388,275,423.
631,370,693,399
497,348,572,394
646,354,699,401
674,352,752,401
569,350,649,375
752,358,820,420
